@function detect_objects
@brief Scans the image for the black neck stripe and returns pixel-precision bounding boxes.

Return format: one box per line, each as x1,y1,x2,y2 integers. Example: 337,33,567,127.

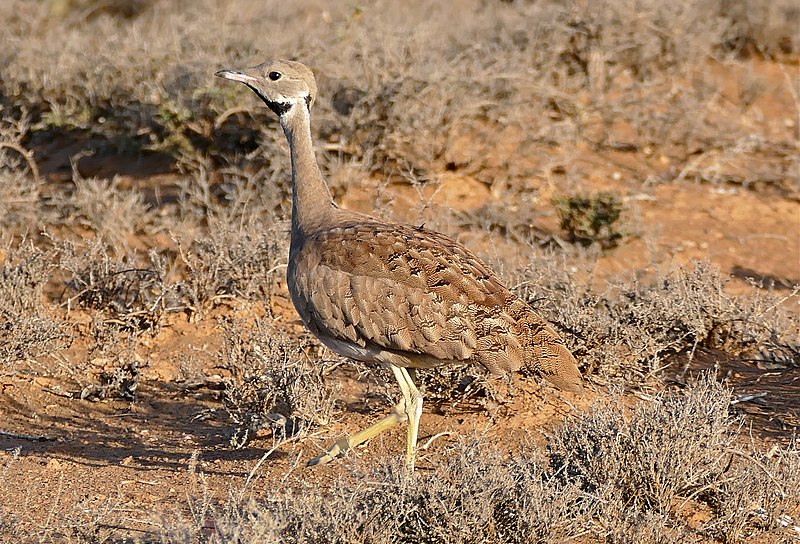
247,84,292,116
266,99,292,116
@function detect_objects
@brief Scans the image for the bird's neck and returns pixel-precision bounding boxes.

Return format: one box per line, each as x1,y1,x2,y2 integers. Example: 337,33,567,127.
280,105,335,238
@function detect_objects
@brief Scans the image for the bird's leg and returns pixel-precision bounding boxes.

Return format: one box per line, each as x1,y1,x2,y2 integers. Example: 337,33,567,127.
307,400,407,467
391,366,423,474
307,365,423,470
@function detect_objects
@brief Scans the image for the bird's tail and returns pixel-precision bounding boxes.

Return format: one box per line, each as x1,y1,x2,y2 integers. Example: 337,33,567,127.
522,314,584,393
538,338,583,393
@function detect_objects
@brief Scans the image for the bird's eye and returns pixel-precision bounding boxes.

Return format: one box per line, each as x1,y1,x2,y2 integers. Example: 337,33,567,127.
268,71,282,81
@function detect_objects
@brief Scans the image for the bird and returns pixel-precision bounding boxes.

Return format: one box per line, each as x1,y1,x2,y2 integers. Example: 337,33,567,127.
214,59,584,472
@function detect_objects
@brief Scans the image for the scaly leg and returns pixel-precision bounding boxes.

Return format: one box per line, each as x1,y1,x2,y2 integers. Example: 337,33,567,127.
307,365,423,470
307,401,406,466
391,365,423,473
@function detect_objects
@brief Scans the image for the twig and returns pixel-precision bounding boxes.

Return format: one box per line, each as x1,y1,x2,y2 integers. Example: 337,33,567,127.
41,386,74,399
120,479,159,486
235,444,282,504
725,447,786,498
0,429,55,442
419,431,455,451
678,474,741,510
631,390,659,402
730,392,768,405
214,106,256,129
774,59,800,117
0,141,41,185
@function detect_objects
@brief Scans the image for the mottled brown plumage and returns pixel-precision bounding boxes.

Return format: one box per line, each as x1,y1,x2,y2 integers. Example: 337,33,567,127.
215,59,583,472
289,219,581,386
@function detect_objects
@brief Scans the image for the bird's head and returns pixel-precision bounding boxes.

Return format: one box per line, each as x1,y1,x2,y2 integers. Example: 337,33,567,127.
215,59,317,117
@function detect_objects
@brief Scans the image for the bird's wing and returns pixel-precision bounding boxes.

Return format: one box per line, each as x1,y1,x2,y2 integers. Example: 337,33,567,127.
289,220,519,364
291,219,583,392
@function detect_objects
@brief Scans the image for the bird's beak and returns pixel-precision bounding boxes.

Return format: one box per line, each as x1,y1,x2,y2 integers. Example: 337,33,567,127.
214,69,258,84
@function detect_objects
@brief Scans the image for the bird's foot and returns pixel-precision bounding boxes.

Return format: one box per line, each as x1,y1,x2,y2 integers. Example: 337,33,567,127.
306,437,352,467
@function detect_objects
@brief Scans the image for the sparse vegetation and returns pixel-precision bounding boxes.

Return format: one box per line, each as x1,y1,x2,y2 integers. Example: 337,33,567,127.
0,241,69,366
176,220,288,320
220,317,335,448
158,380,799,544
0,0,797,541
553,192,626,249
59,239,175,330
517,259,799,385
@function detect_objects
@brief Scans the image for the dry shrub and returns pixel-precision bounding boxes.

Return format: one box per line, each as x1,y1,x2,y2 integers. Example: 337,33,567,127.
549,378,736,513
0,2,797,541
63,174,157,250
549,377,799,541
273,447,586,544
59,239,178,330
220,317,335,448
76,321,143,401
56,240,175,398
78,355,141,402
1,0,796,193
165,441,589,544
0,170,40,233
705,439,800,542
177,220,287,320
0,240,69,366
171,160,291,319
553,191,625,249
602,510,690,544
175,158,290,225
0,112,43,233
415,363,508,416
163,378,799,543
517,259,799,384
716,1,800,57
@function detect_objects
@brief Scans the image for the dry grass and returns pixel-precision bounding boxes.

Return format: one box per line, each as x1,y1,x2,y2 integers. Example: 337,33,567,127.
59,239,176,330
0,0,798,542
159,379,799,544
0,240,69,367
219,317,335,448
176,220,288,320
2,0,797,192
516,258,799,386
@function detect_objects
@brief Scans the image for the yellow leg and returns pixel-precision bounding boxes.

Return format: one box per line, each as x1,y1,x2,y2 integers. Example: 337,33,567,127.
307,402,406,466
307,365,423,472
392,366,423,474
